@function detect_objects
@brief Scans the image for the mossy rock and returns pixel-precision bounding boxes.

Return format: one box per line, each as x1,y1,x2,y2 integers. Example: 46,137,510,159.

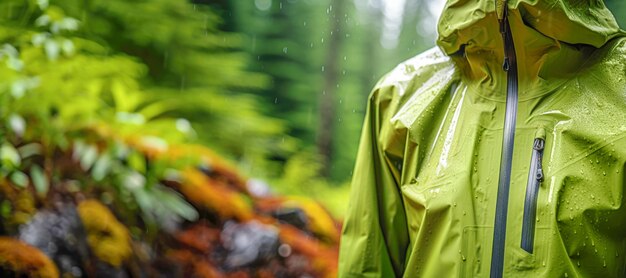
77,200,131,267
0,237,59,278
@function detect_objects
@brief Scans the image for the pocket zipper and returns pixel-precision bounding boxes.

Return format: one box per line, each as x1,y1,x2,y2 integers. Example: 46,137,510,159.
520,133,545,253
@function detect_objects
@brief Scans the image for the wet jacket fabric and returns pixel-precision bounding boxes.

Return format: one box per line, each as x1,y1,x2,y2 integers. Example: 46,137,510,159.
338,0,626,277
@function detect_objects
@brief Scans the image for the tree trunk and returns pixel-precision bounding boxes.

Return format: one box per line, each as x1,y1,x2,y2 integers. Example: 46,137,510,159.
317,0,344,177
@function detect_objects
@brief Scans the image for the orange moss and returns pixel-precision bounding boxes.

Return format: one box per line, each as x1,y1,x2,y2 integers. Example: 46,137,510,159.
174,223,220,253
77,200,131,267
0,237,59,278
257,196,340,244
157,144,249,192
178,169,253,221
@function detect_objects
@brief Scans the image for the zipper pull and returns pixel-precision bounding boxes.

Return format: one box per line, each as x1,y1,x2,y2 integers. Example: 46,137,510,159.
520,129,546,254
533,139,545,181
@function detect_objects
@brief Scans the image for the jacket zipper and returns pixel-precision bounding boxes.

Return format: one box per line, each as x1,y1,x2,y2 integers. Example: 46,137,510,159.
490,5,518,278
520,133,545,253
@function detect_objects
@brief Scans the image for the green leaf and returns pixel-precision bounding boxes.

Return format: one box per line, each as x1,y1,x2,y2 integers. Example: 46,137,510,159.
37,0,49,10
111,80,137,112
72,140,86,161
44,39,60,60
92,153,112,181
17,143,42,159
127,151,146,174
153,185,199,222
122,171,145,190
0,201,11,218
132,187,154,222
30,165,49,196
79,144,98,170
8,114,26,137
10,171,28,188
1,144,21,169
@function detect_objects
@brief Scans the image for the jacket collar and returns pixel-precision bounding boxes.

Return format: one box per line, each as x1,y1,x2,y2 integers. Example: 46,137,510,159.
436,0,623,101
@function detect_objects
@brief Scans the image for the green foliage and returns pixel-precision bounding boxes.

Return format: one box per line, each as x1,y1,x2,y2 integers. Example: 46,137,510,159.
272,152,349,217
0,0,246,228
1,0,295,178
40,0,294,175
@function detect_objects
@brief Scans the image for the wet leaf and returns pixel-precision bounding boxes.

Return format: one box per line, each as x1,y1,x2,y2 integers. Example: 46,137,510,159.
1,144,21,169
79,144,98,170
154,185,199,222
30,165,49,196
10,171,28,188
127,151,146,173
0,200,11,217
92,153,112,181
17,143,43,159
122,171,145,190
44,39,60,60
9,114,26,137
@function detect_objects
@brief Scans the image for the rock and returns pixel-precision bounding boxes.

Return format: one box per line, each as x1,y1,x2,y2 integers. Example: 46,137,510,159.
271,208,308,231
19,205,89,277
94,261,128,278
220,221,279,269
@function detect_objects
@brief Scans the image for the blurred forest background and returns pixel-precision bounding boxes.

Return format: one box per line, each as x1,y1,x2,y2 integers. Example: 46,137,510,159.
0,0,624,276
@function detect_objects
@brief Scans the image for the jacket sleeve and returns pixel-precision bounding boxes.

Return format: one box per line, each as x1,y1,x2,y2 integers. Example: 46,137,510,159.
338,86,409,277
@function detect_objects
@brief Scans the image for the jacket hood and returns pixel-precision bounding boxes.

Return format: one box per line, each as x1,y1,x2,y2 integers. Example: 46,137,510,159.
437,0,624,55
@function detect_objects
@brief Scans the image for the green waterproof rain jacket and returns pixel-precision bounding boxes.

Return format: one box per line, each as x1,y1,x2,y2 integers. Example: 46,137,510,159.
338,0,626,277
